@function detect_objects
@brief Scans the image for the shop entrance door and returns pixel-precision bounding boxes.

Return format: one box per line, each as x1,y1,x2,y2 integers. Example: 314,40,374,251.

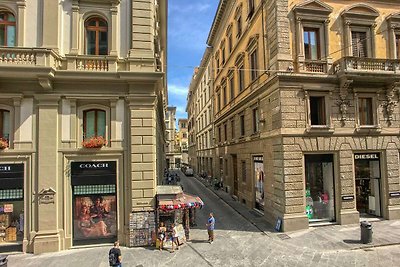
354,153,381,217
232,155,238,196
71,161,118,246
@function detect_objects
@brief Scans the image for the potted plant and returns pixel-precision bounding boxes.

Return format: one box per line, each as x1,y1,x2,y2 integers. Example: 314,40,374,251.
0,138,8,150
82,136,107,148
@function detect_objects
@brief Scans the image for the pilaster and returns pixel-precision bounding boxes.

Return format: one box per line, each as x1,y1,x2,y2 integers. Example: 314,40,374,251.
42,0,60,50
16,1,26,47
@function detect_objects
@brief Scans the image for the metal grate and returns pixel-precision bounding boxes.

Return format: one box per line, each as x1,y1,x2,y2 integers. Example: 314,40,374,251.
0,189,23,200
73,184,115,195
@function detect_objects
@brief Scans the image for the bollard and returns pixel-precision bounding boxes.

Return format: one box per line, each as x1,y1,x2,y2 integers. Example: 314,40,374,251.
360,221,373,244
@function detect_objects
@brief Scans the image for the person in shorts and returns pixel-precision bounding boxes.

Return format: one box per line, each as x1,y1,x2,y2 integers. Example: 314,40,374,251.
171,223,179,252
109,241,122,267
157,222,167,251
206,213,215,243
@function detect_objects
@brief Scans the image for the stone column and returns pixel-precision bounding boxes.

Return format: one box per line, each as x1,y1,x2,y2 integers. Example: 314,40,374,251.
16,1,26,47
42,0,60,50
110,6,118,56
127,94,157,212
32,95,61,254
70,1,79,55
129,0,155,71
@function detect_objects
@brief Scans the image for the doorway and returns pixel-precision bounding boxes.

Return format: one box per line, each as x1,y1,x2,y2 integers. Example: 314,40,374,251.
354,153,382,217
232,155,238,197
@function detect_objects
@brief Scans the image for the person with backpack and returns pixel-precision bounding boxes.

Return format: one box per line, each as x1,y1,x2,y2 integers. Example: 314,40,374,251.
109,241,122,267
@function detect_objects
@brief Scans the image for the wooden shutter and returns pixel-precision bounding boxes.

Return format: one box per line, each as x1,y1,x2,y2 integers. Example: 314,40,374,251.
352,32,367,57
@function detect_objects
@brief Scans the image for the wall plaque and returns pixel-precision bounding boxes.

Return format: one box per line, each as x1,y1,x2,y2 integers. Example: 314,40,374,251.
389,192,400,198
342,195,354,201
38,188,56,204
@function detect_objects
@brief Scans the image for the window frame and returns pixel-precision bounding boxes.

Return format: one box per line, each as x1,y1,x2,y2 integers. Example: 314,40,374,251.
350,28,370,58
241,160,247,183
305,91,332,131
0,108,11,141
78,105,110,145
229,72,235,101
247,0,255,20
240,114,245,137
231,118,235,140
85,16,108,55
396,34,400,59
354,93,379,130
303,27,321,60
249,48,258,81
252,107,259,133
0,11,16,47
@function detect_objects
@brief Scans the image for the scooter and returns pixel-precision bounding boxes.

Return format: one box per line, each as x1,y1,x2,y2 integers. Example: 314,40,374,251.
0,254,8,267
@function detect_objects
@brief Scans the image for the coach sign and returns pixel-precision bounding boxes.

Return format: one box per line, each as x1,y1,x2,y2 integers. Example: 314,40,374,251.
71,161,116,185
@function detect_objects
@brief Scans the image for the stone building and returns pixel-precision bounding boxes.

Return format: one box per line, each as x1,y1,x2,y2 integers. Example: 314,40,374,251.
198,0,400,232
187,47,214,176
165,106,179,168
177,118,189,165
0,0,167,253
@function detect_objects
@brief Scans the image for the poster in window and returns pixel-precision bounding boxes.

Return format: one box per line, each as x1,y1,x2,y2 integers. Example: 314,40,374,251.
73,195,117,240
254,156,264,211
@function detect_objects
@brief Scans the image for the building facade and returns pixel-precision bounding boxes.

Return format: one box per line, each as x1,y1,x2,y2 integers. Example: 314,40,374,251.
201,0,400,231
165,106,180,168
177,119,189,165
0,0,167,253
187,47,214,176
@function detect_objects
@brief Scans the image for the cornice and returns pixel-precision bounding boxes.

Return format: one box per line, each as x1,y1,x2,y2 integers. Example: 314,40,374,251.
206,0,229,46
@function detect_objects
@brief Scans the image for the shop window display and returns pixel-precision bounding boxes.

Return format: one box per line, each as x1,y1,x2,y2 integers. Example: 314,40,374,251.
305,155,335,222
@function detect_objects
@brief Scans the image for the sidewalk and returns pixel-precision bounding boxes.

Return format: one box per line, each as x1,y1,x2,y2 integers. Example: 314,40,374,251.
192,172,400,252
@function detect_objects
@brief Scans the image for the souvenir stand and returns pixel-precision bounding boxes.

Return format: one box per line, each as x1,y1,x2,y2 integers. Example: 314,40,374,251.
156,186,203,248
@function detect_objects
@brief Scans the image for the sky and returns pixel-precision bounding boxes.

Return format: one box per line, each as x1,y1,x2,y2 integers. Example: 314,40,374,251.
167,0,219,121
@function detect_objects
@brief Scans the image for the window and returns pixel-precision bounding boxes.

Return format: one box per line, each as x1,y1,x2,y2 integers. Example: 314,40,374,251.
231,119,235,139
0,109,10,140
0,12,16,46
236,15,242,38
304,28,320,60
229,75,235,101
247,0,255,19
310,96,326,125
252,108,259,133
250,49,258,81
83,109,106,139
359,97,373,125
222,86,227,106
238,65,245,92
224,123,227,142
217,93,221,111
221,45,226,65
396,35,400,59
240,114,245,136
215,53,220,69
228,32,233,53
85,17,108,55
352,31,368,58
218,126,221,142
241,160,247,183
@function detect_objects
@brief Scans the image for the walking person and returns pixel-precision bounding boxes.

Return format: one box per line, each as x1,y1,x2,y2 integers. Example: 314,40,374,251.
171,223,179,252
157,222,167,251
206,212,215,243
109,241,122,267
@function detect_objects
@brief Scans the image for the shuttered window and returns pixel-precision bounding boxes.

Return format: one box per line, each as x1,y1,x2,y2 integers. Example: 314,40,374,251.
310,96,326,125
359,98,373,125
352,31,368,57
396,35,400,59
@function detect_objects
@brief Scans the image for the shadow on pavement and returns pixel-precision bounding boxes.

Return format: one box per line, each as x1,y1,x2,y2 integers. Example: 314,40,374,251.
188,239,209,244
343,239,361,244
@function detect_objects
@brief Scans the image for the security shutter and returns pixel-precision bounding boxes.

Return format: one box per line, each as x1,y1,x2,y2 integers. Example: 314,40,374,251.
352,31,368,57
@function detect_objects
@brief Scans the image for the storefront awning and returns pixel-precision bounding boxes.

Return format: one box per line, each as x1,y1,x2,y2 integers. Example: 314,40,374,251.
158,193,204,211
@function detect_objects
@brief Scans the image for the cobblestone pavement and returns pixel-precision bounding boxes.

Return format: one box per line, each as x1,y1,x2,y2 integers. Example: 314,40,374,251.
3,170,400,267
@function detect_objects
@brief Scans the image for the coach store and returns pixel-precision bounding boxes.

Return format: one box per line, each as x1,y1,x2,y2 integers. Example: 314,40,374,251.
0,164,24,249
70,161,118,246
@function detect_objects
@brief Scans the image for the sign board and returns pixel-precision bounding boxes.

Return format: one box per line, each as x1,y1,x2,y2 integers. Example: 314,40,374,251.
342,195,355,201
389,192,400,198
275,217,282,232
354,153,379,160
71,161,116,186
3,204,13,213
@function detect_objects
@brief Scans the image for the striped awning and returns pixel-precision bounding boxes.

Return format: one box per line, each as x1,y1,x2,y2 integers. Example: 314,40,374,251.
158,193,204,211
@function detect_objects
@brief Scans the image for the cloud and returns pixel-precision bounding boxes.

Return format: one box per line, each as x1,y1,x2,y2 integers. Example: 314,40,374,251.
168,84,188,96
168,3,211,14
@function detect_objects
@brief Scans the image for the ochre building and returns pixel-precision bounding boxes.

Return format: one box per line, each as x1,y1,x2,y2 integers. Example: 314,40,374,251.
190,0,400,231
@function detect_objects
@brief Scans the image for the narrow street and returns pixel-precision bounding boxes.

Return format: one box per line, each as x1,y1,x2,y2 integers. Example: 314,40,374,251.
5,170,400,266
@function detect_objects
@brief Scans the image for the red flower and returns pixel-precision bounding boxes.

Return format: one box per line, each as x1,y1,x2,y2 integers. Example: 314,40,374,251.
0,138,8,150
82,136,107,148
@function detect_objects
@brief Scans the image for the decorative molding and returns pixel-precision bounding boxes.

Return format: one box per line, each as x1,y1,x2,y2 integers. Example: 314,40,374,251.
337,78,353,123
382,82,400,124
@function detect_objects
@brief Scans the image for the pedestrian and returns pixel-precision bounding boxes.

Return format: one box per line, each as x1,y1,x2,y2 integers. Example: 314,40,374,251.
206,212,215,243
108,240,122,267
157,222,167,251
171,223,179,252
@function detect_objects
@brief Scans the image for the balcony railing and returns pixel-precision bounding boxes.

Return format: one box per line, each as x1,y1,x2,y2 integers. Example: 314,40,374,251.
0,47,162,73
333,57,400,74
297,60,328,73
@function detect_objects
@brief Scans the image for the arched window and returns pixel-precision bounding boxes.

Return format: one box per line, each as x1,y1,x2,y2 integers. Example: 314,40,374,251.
85,17,108,55
0,11,16,46
83,109,106,139
0,109,10,140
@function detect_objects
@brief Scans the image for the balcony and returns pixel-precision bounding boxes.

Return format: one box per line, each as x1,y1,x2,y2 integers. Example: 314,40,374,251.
0,47,161,73
333,57,400,75
298,60,329,73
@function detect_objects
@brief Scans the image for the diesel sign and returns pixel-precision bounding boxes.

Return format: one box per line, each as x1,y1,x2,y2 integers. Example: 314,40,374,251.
354,153,379,160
